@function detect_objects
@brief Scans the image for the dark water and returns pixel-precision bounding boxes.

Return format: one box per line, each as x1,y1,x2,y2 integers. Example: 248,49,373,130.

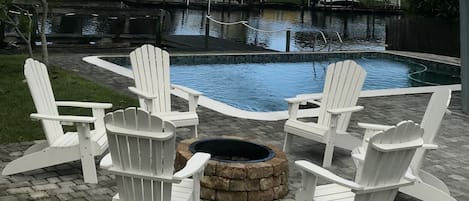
167,8,391,51
44,15,158,35
36,8,392,51
33,8,457,54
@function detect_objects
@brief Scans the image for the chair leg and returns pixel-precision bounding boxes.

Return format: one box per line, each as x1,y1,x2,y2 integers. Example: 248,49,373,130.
24,140,49,155
400,170,455,201
418,170,451,194
192,171,203,201
2,146,79,176
112,193,120,201
323,142,334,168
283,133,293,152
399,181,457,201
77,123,98,184
80,155,98,184
194,125,198,138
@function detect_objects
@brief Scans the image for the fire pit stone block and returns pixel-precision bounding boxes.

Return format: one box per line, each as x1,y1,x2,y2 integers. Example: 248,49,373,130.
175,138,289,201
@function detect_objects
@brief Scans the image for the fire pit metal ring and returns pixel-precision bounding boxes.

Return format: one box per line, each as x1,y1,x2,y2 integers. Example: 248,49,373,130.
189,138,275,163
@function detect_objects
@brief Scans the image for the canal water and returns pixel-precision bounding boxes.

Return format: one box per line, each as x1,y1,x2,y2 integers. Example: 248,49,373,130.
166,8,392,51
28,8,457,54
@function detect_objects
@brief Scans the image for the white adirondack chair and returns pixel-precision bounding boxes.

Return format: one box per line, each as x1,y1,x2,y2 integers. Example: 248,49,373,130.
99,107,210,201
284,60,366,167
295,120,424,201
1,58,112,183
129,44,202,138
353,88,456,201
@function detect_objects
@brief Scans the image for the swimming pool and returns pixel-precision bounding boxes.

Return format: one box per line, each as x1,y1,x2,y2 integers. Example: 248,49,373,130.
115,56,460,112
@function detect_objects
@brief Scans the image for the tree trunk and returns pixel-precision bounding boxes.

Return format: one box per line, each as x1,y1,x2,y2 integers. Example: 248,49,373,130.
14,26,33,57
2,4,34,57
0,22,5,47
26,20,33,58
39,0,49,65
26,41,33,56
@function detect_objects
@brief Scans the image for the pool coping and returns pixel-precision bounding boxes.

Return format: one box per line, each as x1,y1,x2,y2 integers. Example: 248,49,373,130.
82,51,462,121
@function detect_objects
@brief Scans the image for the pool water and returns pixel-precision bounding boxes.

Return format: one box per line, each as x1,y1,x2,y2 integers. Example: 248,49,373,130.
125,57,459,112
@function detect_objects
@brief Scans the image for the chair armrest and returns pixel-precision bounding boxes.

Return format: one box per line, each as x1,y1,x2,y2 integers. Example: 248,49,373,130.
173,152,211,180
30,113,96,124
290,93,323,104
446,109,452,115
357,122,393,150
171,84,202,112
327,106,364,115
55,101,110,134
296,158,413,194
372,138,423,152
295,160,364,190
358,178,415,194
128,87,158,100
422,143,439,150
351,148,365,162
405,168,417,181
171,84,203,96
357,122,393,131
285,96,319,105
286,101,300,120
307,100,322,106
55,101,112,109
100,153,112,169
285,95,322,120
285,97,313,120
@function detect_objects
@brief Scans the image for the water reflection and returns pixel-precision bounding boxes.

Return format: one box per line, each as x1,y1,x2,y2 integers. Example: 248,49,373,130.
39,8,390,51
167,8,389,51
82,17,101,35
50,16,83,34
42,15,159,35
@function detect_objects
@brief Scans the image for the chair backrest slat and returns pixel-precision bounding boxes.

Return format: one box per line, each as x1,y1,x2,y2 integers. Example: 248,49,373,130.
24,58,64,145
318,60,366,132
356,121,423,201
130,45,172,113
152,140,163,175
143,179,152,200
162,126,176,176
105,107,176,201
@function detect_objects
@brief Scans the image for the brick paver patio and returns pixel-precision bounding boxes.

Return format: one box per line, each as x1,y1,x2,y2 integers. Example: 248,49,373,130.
0,53,467,201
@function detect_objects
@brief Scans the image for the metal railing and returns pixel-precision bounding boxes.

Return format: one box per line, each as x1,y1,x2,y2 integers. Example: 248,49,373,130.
205,15,292,52
312,31,328,52
327,31,343,52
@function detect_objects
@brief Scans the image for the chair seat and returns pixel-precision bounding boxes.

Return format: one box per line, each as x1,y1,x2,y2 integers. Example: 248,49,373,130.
155,112,198,127
51,132,81,147
99,153,113,169
284,120,328,142
314,184,354,201
351,146,366,163
51,130,108,154
112,178,194,201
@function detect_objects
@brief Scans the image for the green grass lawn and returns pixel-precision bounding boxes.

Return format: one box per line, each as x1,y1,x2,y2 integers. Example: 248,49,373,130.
0,55,138,144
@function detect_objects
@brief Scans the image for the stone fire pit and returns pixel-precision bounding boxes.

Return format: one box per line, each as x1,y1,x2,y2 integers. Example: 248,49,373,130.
175,137,289,201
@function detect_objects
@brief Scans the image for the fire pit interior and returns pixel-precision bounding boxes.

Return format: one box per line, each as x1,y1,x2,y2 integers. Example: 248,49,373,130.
176,137,289,201
189,139,275,163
